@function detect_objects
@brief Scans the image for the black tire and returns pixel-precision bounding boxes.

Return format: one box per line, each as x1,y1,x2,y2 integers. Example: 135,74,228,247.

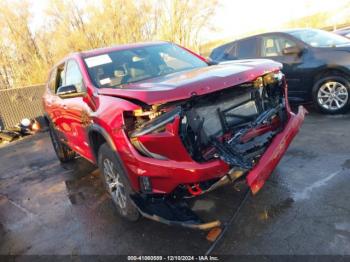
98,143,140,222
48,124,76,163
312,75,350,114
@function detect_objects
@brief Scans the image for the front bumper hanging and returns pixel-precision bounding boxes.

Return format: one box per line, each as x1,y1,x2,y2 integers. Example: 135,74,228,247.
131,195,221,230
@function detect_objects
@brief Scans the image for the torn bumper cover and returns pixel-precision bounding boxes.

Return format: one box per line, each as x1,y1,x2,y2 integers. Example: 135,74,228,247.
131,195,221,230
247,105,307,194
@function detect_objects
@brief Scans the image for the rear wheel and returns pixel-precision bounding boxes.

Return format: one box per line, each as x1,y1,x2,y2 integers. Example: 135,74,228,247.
98,143,140,222
48,124,76,163
312,75,350,114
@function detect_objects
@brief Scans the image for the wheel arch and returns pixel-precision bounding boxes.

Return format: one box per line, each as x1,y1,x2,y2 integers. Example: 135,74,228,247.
88,124,117,163
314,66,350,82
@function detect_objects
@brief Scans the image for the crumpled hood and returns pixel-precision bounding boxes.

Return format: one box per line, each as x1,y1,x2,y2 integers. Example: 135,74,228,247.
98,59,282,105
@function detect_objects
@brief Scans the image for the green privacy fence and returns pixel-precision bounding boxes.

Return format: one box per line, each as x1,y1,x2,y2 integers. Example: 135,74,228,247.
0,84,46,130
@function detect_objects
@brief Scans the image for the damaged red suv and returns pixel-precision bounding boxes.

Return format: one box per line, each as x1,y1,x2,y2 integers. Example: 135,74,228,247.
43,42,306,229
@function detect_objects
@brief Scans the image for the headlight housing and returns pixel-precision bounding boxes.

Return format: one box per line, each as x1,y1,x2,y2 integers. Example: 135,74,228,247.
126,107,189,161
130,107,181,138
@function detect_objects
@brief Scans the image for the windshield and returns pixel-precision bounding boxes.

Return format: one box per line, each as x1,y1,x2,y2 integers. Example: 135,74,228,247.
84,43,208,88
289,29,350,47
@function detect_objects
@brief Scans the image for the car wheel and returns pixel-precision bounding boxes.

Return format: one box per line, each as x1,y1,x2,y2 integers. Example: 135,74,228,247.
98,143,140,222
312,75,350,114
48,124,76,163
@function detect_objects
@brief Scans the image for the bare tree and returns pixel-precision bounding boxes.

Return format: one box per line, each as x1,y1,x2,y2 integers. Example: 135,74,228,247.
0,0,219,88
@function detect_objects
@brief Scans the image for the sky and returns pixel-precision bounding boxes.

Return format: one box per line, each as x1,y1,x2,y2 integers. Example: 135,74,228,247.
207,0,350,41
29,0,350,42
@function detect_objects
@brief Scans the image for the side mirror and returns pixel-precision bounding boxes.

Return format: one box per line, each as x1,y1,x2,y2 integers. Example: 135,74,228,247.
282,46,302,56
57,84,80,98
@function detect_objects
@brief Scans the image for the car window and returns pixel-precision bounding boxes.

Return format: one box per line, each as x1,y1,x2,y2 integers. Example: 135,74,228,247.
54,64,65,94
236,38,257,58
222,43,237,60
160,51,194,70
209,45,227,61
65,60,85,93
289,29,350,47
261,36,297,57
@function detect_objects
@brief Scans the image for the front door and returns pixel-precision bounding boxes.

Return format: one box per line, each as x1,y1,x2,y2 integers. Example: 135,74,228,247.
258,35,305,101
58,59,93,160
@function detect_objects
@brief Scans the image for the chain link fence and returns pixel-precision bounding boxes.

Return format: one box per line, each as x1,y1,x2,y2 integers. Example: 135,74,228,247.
0,84,46,130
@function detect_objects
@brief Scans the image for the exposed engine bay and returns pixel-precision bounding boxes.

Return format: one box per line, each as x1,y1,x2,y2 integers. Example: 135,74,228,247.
125,71,287,171
121,70,301,229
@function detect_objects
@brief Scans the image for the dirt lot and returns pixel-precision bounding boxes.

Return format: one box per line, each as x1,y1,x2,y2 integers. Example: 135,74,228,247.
1,108,350,256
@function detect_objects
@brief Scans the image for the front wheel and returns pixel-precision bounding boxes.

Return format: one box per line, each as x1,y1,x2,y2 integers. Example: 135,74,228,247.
312,76,350,114
98,143,140,222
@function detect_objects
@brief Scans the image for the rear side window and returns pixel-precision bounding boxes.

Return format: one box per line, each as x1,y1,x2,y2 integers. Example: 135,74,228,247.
236,38,257,58
210,46,226,60
210,43,237,61
221,43,237,60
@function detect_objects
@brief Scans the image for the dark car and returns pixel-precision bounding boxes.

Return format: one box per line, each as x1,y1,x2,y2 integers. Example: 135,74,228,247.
334,27,350,39
210,28,350,114
43,41,305,229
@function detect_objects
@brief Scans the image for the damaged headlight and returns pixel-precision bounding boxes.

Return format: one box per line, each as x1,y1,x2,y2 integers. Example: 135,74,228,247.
130,107,181,138
263,71,284,86
253,71,284,88
128,107,182,160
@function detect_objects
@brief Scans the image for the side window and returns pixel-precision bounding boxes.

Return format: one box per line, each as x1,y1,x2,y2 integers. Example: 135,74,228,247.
54,64,65,94
261,36,297,57
236,38,257,59
222,43,237,60
65,60,85,93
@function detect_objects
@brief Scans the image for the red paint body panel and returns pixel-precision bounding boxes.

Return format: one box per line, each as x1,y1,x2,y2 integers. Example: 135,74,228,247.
115,128,230,193
43,42,305,196
247,106,307,194
136,117,194,162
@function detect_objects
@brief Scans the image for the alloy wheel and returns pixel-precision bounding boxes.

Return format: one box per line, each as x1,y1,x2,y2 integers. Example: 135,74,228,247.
317,81,348,111
103,158,127,210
